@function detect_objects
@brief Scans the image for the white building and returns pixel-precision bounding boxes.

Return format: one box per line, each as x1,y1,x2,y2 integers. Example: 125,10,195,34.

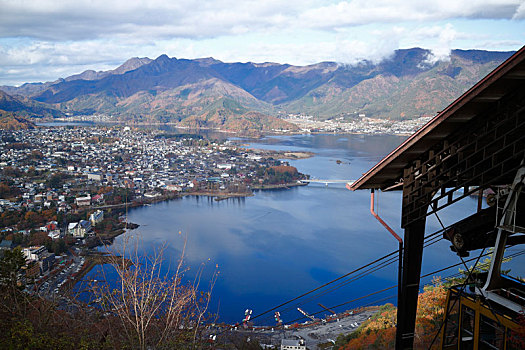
75,195,91,207
217,163,234,170
23,246,47,261
68,222,78,235
281,339,306,350
47,230,61,240
87,173,103,181
89,210,104,226
70,220,92,238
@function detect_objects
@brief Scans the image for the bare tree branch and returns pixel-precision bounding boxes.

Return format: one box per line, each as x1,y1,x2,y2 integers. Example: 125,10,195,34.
91,232,216,350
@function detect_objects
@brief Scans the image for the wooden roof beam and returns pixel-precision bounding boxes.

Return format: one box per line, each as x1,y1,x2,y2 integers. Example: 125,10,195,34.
503,70,525,79
472,94,506,102
504,62,525,79
446,114,477,122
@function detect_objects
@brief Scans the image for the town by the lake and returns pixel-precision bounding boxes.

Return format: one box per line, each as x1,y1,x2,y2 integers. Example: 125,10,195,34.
0,125,317,296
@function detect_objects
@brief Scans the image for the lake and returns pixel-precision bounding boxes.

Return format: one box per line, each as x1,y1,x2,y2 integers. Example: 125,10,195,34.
83,132,503,325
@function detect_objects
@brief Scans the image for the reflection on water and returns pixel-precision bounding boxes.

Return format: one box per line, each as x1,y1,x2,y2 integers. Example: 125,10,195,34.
85,133,486,324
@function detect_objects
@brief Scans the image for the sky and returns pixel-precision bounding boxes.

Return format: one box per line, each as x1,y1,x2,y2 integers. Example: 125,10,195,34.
0,0,524,86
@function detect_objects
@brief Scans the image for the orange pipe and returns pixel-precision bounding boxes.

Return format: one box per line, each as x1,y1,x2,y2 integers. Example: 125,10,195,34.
370,189,402,243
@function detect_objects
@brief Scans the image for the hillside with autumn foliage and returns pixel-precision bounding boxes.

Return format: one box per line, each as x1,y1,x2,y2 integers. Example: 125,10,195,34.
335,278,447,350
335,274,525,350
0,111,35,130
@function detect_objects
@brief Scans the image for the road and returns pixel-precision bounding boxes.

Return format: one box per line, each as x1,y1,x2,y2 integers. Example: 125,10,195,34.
214,308,379,349
30,250,85,303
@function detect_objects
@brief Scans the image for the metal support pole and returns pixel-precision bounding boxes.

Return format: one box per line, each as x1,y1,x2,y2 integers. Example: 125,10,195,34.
396,218,426,350
370,189,404,348
483,165,525,292
396,240,403,347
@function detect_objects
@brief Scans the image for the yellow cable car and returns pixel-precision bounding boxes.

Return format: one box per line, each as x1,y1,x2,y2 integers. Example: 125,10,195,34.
440,281,524,350
440,167,525,349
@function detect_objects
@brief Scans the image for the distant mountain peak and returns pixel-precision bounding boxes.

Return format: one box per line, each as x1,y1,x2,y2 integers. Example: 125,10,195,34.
114,57,152,74
252,62,281,68
155,54,171,62
62,56,153,83
195,57,222,66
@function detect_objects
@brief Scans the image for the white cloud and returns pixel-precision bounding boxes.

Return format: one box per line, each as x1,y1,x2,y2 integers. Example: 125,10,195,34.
331,29,403,65
0,40,139,85
477,39,525,48
513,1,525,18
0,41,122,67
0,0,522,41
412,23,458,64
0,0,523,85
298,1,523,30
0,0,309,41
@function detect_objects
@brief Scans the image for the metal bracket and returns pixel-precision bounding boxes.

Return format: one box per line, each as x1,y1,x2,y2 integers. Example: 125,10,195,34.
482,165,525,292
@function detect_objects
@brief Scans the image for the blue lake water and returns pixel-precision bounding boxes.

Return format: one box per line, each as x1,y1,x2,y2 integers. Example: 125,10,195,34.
83,133,501,325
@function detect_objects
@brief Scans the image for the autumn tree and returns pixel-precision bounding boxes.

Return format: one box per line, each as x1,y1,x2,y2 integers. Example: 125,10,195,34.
0,247,25,289
414,277,447,349
30,231,51,246
91,234,217,350
21,211,44,229
338,278,447,350
46,173,66,189
30,150,43,159
0,211,20,227
41,209,57,221
98,186,113,194
0,182,15,198
2,166,22,178
0,248,27,321
339,304,397,350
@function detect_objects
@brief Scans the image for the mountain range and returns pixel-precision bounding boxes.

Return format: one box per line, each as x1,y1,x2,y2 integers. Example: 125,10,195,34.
0,48,514,132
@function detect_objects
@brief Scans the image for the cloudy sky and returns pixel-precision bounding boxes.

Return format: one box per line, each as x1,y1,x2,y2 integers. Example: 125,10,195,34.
1,0,524,86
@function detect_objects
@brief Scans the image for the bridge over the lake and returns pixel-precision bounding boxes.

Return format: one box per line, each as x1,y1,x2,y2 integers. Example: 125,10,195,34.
300,179,355,186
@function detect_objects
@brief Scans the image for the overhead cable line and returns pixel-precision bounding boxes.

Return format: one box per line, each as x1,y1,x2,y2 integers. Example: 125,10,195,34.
248,249,398,322
284,286,398,325
258,235,446,323
285,248,525,325
284,254,399,312
252,228,449,324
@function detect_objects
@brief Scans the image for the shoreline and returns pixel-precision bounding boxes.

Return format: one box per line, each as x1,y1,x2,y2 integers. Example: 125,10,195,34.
63,252,132,292
240,149,315,160
183,182,309,199
39,119,413,137
75,182,309,271
183,191,254,201
251,182,308,190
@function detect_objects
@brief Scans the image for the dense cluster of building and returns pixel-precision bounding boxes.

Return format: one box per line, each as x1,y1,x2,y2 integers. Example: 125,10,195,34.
21,245,56,279
0,126,298,211
284,114,432,134
63,112,432,135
